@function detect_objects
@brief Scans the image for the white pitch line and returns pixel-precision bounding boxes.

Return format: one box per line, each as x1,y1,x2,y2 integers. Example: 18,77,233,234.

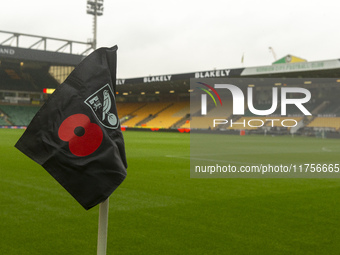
322,147,332,152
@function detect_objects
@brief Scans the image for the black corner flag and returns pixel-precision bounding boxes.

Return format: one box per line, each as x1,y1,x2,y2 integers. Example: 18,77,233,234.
15,46,127,210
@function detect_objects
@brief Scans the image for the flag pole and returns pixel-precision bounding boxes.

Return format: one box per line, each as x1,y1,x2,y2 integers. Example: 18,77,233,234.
91,0,109,254
97,198,109,255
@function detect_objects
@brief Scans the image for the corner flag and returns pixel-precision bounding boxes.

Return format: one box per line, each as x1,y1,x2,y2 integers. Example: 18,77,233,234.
15,46,127,210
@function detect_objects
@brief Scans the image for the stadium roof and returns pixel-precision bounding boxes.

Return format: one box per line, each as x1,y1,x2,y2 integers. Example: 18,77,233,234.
118,58,340,85
116,58,340,95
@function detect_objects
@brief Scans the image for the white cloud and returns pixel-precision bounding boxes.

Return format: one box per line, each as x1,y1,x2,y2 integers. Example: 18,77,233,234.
2,0,340,77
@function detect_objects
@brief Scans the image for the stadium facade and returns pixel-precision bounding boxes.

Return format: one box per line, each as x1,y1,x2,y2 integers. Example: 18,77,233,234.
1,31,340,137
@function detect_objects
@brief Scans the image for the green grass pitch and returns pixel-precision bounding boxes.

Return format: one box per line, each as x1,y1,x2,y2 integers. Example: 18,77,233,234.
1,129,340,254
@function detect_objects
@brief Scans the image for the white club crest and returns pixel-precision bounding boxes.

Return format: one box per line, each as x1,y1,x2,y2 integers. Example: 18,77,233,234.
84,84,119,129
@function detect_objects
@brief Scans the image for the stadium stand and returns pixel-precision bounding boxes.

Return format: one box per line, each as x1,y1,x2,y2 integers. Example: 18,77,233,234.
317,101,340,116
0,111,9,125
190,117,216,129
122,102,175,127
145,101,189,128
0,68,32,91
2,35,340,137
27,68,60,91
206,100,233,117
0,119,8,125
180,120,190,129
0,105,40,125
116,102,147,119
307,117,340,131
0,66,59,93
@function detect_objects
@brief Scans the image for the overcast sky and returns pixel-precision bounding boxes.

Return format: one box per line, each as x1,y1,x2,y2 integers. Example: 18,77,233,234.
1,0,340,78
